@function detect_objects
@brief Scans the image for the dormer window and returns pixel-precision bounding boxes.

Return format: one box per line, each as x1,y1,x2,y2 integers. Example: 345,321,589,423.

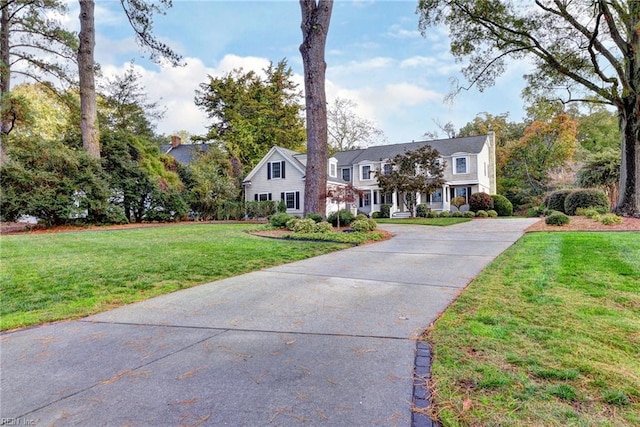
361,165,372,180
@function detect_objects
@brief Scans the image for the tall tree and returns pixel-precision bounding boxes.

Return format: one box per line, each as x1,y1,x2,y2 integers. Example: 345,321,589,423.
327,97,386,153
77,0,182,160
78,0,99,158
299,0,332,216
417,0,639,216
0,0,76,159
195,60,305,170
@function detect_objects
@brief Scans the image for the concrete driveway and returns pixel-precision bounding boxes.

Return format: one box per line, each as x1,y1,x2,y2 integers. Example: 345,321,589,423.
0,219,539,426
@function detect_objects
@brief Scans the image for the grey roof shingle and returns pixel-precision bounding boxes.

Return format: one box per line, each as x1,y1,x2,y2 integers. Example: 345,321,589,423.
333,135,488,166
160,144,210,165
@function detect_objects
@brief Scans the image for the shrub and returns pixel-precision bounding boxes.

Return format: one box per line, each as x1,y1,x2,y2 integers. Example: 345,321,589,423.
464,211,477,218
293,218,316,233
245,200,277,219
277,200,287,213
439,211,451,218
547,189,573,213
575,207,600,219
476,210,489,217
487,210,498,218
546,211,570,226
564,188,609,215
451,196,466,208
286,218,300,231
351,219,376,232
270,212,293,228
380,204,391,218
428,210,439,218
305,212,323,223
452,211,464,217
328,209,355,227
314,221,334,233
469,192,494,212
491,194,513,217
356,213,368,220
600,213,623,225
416,204,429,218
371,211,380,218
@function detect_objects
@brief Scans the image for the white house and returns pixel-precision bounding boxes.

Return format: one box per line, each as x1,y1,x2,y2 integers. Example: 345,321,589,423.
243,133,496,217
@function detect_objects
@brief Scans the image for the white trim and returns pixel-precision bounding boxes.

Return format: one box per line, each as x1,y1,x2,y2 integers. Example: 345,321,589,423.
360,164,373,181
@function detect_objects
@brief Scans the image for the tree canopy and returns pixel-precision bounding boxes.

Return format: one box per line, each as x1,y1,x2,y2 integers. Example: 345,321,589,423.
417,0,639,215
195,59,306,171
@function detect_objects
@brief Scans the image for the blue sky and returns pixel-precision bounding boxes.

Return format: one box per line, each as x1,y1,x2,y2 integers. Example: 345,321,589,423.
64,1,530,143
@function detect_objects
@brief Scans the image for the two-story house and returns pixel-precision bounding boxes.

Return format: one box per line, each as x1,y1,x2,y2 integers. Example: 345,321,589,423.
243,133,496,216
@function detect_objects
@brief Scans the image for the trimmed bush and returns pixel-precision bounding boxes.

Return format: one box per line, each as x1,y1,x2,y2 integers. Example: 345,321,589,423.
286,218,300,231
575,207,600,219
546,211,570,226
600,213,623,225
487,210,498,218
491,194,513,217
428,210,439,218
314,221,334,233
293,218,316,233
351,219,376,232
270,212,293,228
328,209,355,227
356,213,369,221
564,188,609,215
464,211,476,218
476,210,489,217
451,196,466,208
546,189,573,213
416,204,429,218
306,212,323,223
469,192,494,212
371,211,381,218
452,211,464,217
380,204,391,218
439,211,451,218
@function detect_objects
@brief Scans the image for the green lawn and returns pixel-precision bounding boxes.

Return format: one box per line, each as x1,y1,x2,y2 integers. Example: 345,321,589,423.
427,232,640,426
375,217,470,226
0,223,352,331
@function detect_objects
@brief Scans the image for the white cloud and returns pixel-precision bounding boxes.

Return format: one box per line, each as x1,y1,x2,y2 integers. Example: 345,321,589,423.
386,24,421,39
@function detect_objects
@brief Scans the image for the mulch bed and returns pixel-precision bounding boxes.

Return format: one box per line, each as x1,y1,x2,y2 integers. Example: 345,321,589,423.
525,216,640,232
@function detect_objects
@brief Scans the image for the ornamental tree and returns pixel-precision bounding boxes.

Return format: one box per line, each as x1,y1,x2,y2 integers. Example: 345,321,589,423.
376,145,445,217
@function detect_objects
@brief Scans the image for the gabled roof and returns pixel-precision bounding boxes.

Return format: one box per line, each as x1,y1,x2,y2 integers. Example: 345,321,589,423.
243,146,307,183
160,143,210,165
333,135,489,166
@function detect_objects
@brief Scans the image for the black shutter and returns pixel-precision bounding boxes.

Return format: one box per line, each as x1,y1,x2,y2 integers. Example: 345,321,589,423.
281,192,285,201
268,193,272,201
295,192,300,210
373,191,378,205
254,194,258,201
281,161,286,179
267,163,271,180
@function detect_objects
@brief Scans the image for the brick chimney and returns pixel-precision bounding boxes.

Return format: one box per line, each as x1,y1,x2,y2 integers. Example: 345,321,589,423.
170,135,181,148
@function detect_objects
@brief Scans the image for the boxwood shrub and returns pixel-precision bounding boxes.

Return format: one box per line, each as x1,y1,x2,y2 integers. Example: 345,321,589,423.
305,212,323,223
314,221,334,233
464,211,476,218
546,189,573,213
491,194,513,216
270,212,293,228
380,204,391,218
546,211,570,226
564,189,609,215
328,209,355,227
416,204,429,218
476,210,489,217
469,192,494,212
487,210,498,218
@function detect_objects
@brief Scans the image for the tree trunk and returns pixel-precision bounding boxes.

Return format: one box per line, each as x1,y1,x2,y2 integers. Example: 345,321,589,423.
78,0,100,159
616,97,639,216
299,0,332,217
1,2,10,164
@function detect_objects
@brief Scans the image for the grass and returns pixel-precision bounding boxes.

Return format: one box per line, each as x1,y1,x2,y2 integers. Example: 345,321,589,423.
426,232,640,426
375,217,470,226
0,223,353,331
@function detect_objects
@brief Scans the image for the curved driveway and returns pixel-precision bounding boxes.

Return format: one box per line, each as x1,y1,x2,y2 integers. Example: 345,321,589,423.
1,218,539,426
